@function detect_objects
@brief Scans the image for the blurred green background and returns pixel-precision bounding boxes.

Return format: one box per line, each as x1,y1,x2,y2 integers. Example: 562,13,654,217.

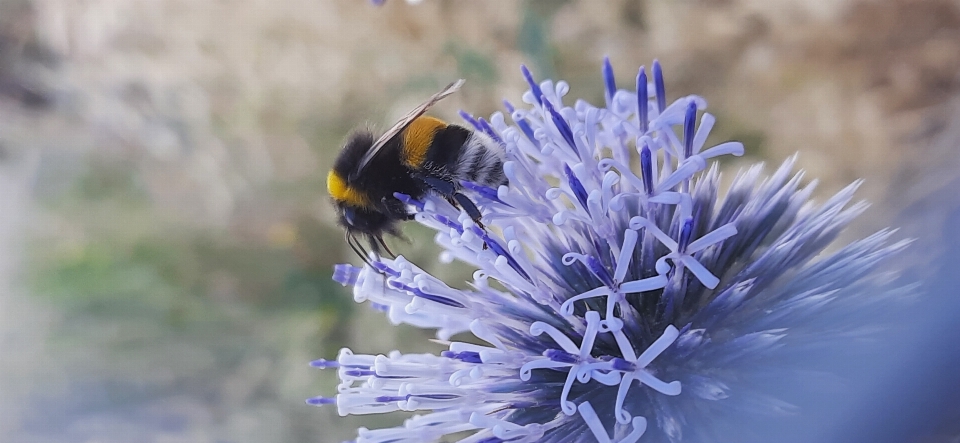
0,0,958,442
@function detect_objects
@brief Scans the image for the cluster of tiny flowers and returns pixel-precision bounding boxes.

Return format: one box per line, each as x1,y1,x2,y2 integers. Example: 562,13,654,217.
310,59,908,442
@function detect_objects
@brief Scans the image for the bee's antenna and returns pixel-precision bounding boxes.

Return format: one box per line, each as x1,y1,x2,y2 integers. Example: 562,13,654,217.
346,233,373,267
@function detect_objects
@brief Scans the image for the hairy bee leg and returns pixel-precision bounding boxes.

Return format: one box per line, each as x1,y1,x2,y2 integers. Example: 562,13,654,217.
365,235,386,262
418,175,484,225
418,175,457,196
456,193,489,250
451,192,484,229
418,175,490,249
375,236,397,259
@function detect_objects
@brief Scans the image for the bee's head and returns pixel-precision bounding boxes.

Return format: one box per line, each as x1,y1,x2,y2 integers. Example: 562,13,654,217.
328,130,401,265
333,202,391,235
331,199,400,265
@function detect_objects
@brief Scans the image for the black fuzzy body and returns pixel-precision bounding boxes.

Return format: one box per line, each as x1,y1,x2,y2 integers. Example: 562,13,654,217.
331,123,506,258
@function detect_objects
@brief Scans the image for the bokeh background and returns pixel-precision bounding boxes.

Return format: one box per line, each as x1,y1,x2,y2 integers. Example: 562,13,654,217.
0,0,958,442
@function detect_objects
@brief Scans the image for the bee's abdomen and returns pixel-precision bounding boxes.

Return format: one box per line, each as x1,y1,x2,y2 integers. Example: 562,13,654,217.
402,116,448,169
456,131,507,188
422,124,507,188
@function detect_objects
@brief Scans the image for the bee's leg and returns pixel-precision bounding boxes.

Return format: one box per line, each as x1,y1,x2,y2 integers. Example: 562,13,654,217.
418,175,456,198
418,175,490,249
383,196,417,222
419,175,484,226
375,236,397,259
364,235,383,263
453,193,489,250
451,192,484,230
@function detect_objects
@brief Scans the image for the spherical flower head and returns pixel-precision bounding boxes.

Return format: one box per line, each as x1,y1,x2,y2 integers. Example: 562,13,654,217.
311,59,909,443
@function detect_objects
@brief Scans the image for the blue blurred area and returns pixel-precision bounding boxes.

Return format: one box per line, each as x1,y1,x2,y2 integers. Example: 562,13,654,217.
831,179,960,443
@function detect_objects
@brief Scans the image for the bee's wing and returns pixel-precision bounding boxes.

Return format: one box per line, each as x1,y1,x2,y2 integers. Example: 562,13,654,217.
355,79,465,175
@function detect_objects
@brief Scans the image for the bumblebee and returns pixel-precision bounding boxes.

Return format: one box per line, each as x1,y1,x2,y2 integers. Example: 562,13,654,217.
327,79,507,263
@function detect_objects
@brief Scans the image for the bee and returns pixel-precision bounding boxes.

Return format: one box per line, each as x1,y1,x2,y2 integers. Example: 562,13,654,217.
327,79,507,264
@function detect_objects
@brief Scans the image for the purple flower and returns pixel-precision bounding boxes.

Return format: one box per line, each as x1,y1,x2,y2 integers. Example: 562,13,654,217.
310,59,908,443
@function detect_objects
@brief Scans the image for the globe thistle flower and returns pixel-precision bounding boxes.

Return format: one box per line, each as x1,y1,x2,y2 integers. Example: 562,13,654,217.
310,59,909,443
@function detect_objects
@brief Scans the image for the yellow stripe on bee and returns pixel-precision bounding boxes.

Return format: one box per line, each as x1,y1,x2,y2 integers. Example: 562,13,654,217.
402,116,447,168
327,170,371,208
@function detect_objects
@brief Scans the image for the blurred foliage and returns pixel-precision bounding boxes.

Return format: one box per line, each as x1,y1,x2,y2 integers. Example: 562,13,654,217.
72,160,150,204
517,1,560,79
29,165,355,346
22,158,366,441
445,42,499,86
31,226,345,314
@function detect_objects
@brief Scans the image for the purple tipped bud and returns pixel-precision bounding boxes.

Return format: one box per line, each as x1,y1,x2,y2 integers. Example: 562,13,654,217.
611,358,637,372
653,60,666,113
678,217,695,253
504,99,539,147
564,164,589,210
477,117,504,144
433,214,464,233
586,255,616,289
637,67,649,134
640,143,655,195
442,351,483,363
306,396,336,406
603,56,616,105
481,231,531,281
459,110,483,131
393,192,425,211
542,97,578,155
546,349,580,364
309,358,340,369
683,100,697,159
392,281,466,308
461,181,506,204
521,65,544,106
333,264,361,286
373,261,400,277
